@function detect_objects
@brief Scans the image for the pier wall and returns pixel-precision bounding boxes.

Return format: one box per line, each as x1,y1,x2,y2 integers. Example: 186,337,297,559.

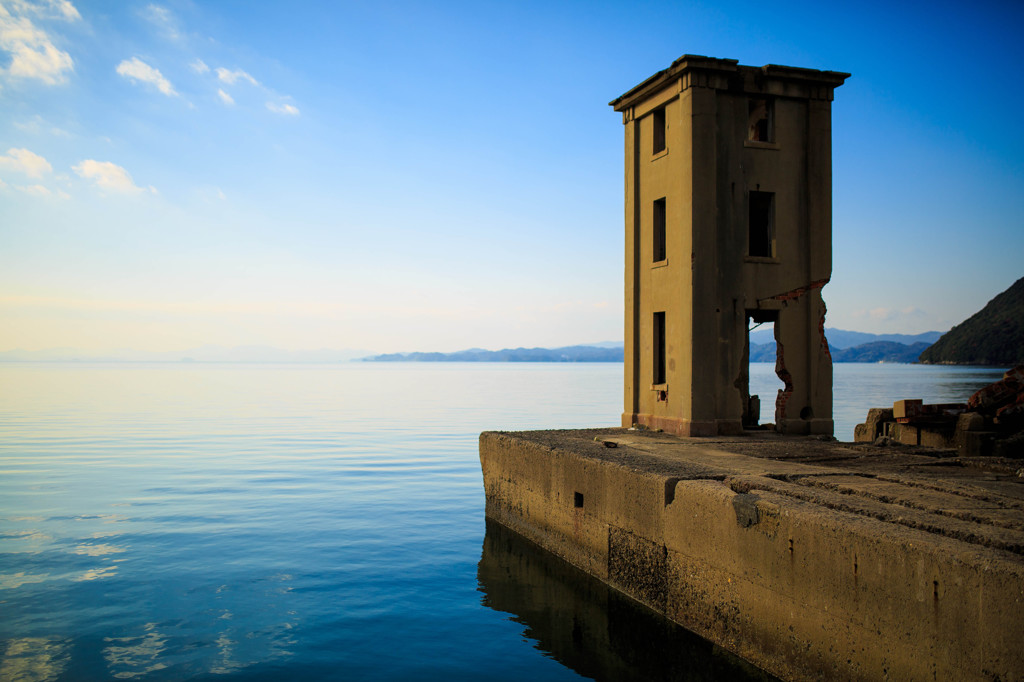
480,430,1024,681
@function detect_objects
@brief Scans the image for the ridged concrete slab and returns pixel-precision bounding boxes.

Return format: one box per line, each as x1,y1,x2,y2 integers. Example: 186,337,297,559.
480,428,1024,681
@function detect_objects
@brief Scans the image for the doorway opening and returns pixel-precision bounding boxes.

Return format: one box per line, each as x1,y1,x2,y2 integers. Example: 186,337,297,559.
740,311,783,429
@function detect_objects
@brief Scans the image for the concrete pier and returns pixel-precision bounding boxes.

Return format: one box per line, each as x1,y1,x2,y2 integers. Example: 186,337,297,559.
480,428,1024,681
478,518,773,681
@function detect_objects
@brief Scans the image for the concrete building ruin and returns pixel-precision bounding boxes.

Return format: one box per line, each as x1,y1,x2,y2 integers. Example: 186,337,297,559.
610,55,848,436
480,57,1024,680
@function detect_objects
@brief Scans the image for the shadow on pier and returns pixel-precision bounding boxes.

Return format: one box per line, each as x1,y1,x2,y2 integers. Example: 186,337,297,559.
477,519,775,682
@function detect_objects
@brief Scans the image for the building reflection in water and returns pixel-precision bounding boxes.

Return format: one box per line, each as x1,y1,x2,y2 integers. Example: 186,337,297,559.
477,519,776,682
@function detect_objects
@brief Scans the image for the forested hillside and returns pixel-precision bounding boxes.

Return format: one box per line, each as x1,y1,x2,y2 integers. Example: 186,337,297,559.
919,277,1024,365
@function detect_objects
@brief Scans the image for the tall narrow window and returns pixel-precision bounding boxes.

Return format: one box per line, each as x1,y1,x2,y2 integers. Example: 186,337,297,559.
652,107,666,154
748,191,774,257
747,98,773,142
653,312,666,385
652,198,666,262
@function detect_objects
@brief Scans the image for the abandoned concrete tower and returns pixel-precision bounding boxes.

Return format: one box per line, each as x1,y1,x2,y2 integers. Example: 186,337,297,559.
610,56,849,437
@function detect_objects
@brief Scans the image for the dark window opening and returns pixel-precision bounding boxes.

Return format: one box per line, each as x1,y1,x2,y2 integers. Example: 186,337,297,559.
748,191,774,257
652,107,666,154
652,198,666,262
653,311,666,385
573,492,584,508
747,98,773,142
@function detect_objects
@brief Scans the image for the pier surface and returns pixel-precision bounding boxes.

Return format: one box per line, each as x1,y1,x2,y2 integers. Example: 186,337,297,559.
480,428,1024,681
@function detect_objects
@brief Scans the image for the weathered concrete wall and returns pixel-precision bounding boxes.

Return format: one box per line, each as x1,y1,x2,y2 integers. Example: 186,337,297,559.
481,429,1024,681
477,519,769,681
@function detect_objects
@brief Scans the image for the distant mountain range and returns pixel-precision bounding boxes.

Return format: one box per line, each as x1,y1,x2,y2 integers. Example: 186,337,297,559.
362,329,946,363
749,328,943,349
919,276,1024,365
749,341,932,364
0,328,951,364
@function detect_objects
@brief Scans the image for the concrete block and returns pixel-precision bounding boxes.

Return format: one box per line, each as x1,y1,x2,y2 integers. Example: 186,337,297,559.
957,431,995,458
853,422,873,443
919,427,954,449
854,408,894,442
893,399,923,420
957,412,985,432
893,423,920,446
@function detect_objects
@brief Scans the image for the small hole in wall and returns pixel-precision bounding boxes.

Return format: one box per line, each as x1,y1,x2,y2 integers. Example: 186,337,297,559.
574,492,584,508
933,580,939,601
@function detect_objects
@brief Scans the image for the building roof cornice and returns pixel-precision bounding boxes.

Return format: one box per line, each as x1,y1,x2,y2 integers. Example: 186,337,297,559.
609,54,850,112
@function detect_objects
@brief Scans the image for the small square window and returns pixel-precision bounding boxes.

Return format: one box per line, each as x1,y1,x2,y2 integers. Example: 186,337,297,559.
652,107,666,154
747,98,773,142
749,191,774,257
652,198,666,262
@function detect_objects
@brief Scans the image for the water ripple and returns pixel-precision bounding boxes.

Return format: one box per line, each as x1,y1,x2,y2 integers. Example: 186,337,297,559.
0,362,1002,680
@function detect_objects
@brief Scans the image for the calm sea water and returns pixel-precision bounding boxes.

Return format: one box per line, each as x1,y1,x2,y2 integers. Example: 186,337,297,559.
0,362,1006,681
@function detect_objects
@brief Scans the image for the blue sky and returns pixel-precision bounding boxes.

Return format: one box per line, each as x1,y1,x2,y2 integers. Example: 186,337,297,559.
1,0,1021,353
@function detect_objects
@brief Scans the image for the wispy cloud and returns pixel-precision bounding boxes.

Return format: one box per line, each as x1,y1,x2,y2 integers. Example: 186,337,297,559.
13,115,70,136
852,306,928,322
16,183,51,196
1,180,69,199
72,159,152,195
116,57,176,96
18,0,81,21
215,67,258,86
266,101,299,116
143,5,171,26
193,60,299,117
195,185,226,202
143,3,180,41
52,0,79,20
0,0,79,85
0,147,52,177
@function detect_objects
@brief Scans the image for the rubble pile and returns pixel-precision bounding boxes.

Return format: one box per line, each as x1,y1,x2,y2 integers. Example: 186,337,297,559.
968,365,1024,426
854,365,1024,457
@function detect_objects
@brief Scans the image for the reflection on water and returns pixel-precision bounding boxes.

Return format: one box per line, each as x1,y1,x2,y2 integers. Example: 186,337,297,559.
0,363,617,680
478,520,775,682
0,362,1008,679
0,571,49,590
104,624,168,679
0,637,69,682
